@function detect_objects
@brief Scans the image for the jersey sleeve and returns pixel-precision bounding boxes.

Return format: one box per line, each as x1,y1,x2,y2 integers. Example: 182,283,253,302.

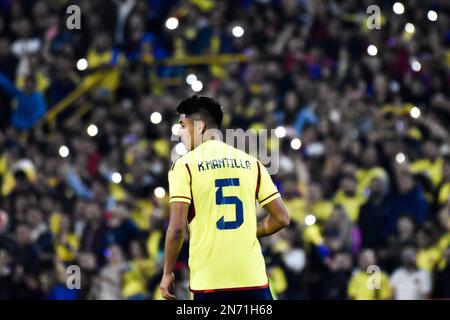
168,160,192,205
256,160,280,207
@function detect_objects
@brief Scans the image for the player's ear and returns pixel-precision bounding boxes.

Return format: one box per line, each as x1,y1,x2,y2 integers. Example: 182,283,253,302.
194,120,206,134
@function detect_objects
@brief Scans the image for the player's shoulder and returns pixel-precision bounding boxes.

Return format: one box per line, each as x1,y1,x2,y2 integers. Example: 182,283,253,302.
221,141,260,163
169,153,192,171
237,148,261,169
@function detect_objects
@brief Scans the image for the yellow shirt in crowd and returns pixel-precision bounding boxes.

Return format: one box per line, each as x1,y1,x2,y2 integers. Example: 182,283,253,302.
347,271,392,300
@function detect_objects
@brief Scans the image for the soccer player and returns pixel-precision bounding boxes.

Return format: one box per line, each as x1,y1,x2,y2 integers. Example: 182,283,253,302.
160,95,290,300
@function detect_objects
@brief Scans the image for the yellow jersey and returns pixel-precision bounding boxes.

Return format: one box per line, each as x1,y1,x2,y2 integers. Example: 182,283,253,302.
347,271,392,300
438,182,450,205
410,158,444,187
168,140,280,292
333,191,366,222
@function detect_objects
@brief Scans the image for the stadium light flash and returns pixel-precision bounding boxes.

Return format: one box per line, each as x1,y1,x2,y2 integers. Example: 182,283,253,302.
112,172,122,184
367,45,378,56
405,23,415,34
329,110,341,122
172,124,181,136
191,80,203,92
275,126,286,138
290,138,302,150
393,2,405,15
154,187,166,198
232,26,244,38
87,124,98,137
410,106,421,119
427,10,438,21
150,112,162,124
165,17,179,30
175,142,187,155
390,80,400,93
305,214,316,226
186,74,197,85
76,58,88,71
396,153,406,164
59,145,69,158
411,60,421,72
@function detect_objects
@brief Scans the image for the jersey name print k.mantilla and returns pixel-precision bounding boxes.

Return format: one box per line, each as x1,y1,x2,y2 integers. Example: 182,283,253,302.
168,139,280,292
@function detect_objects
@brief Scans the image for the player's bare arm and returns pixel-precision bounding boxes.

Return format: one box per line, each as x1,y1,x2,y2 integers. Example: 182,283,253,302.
160,201,189,300
257,197,290,238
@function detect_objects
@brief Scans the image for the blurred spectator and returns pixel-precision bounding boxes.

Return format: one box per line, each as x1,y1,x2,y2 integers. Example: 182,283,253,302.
8,224,42,299
356,146,388,196
25,208,52,256
358,177,388,249
45,260,79,300
93,244,126,300
10,224,40,276
390,247,431,300
333,175,366,223
0,73,47,131
105,203,141,254
76,252,98,300
84,31,123,95
80,202,109,265
347,249,392,300
53,214,80,264
432,248,450,299
267,225,304,300
382,215,417,273
416,225,442,272
385,167,429,236
121,239,155,300
323,204,354,254
411,140,444,188
324,250,353,300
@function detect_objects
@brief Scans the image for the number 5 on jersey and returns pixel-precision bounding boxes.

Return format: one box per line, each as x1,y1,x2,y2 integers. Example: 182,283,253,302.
215,178,244,230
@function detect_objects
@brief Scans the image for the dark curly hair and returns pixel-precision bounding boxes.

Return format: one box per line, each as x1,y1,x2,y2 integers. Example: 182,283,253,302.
176,95,223,128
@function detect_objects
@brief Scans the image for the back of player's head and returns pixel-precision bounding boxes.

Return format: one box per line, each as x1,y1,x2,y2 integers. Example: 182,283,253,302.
176,95,223,128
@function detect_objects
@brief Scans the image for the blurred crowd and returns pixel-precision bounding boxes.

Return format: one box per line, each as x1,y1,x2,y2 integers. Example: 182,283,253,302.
1,0,450,300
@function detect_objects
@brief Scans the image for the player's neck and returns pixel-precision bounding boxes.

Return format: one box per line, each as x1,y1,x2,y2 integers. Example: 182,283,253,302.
193,137,219,149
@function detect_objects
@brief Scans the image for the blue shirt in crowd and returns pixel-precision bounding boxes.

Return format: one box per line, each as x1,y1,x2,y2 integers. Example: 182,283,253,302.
0,72,47,131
